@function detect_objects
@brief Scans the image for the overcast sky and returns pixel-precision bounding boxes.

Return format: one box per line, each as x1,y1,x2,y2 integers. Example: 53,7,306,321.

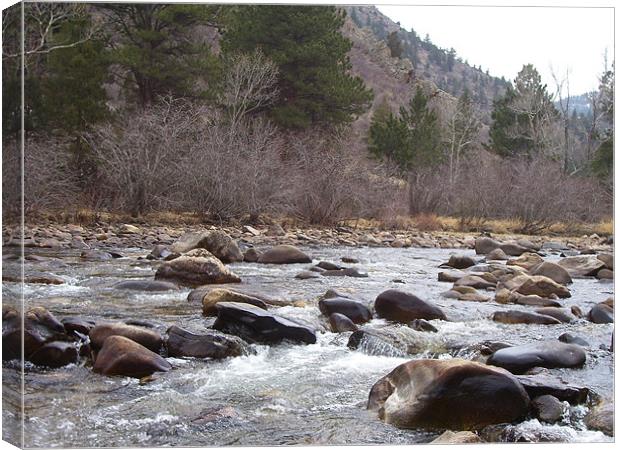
377,4,614,95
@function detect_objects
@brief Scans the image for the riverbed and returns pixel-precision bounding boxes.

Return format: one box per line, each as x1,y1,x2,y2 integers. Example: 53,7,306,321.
2,244,614,447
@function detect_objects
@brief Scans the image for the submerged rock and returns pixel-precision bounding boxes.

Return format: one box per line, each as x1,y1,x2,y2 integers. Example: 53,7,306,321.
328,313,358,333
213,302,316,345
487,341,586,374
491,310,561,325
28,341,79,368
368,359,530,430
318,297,372,324
374,289,446,323
93,335,171,378
113,280,179,291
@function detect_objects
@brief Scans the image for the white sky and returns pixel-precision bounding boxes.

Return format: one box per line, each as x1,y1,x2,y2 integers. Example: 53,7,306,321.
377,3,614,95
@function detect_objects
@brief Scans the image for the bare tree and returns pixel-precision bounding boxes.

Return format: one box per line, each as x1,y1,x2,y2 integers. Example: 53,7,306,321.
551,66,573,172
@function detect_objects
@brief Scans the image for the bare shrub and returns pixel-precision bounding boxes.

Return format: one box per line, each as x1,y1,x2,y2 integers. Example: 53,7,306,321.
3,135,80,220
414,213,443,231
85,96,206,216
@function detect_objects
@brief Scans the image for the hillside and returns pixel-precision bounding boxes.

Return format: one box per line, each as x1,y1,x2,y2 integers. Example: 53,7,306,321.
346,6,510,122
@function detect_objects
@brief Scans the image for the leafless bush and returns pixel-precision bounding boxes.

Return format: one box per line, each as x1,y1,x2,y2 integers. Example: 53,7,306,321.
2,136,80,220
85,96,207,216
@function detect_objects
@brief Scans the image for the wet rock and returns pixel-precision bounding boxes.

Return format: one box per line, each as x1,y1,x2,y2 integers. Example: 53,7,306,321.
507,253,544,271
513,374,589,404
347,329,407,357
585,401,614,436
341,256,359,264
445,255,476,269
487,341,586,374
409,319,438,333
556,256,605,277
243,247,261,262
90,323,163,353
533,308,576,323
454,275,496,289
80,250,113,261
457,292,491,302
368,359,529,430
155,249,241,287
113,280,179,291
62,317,95,336
516,275,571,298
487,248,509,261
93,335,171,378
500,242,530,257
147,245,172,260
374,289,446,323
316,261,343,271
170,231,243,263
597,252,613,270
202,288,268,316
320,289,351,300
3,273,65,285
213,302,316,345
3,307,66,361
510,293,561,307
475,237,502,254
166,325,246,359
491,310,561,325
257,245,311,264
328,313,358,333
531,395,564,423
596,268,614,280
295,270,321,280
28,341,79,368
191,406,239,424
529,261,572,285
588,303,614,323
430,430,482,444
437,270,466,283
321,268,368,278
318,297,372,324
558,333,589,347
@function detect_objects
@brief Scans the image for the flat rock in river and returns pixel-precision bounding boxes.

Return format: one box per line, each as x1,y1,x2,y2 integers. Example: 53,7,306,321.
487,341,586,374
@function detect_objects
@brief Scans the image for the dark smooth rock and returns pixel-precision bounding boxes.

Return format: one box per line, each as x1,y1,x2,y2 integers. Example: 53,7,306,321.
28,341,79,368
534,308,576,323
487,341,587,374
446,255,476,269
321,268,368,278
513,374,589,404
166,325,246,359
316,261,343,270
531,395,564,423
347,330,407,357
202,288,268,316
318,297,372,324
374,289,446,323
93,335,171,378
588,303,614,324
213,302,316,345
3,307,66,361
500,242,530,257
491,310,562,325
513,295,561,307
62,317,96,336
113,280,179,291
90,323,163,353
295,270,321,280
257,245,311,264
368,359,530,430
341,256,359,264
558,333,589,347
475,237,502,254
328,313,358,333
243,247,261,263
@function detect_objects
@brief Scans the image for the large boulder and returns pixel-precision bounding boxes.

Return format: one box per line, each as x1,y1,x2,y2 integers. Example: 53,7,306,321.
514,374,589,404
318,297,372,324
487,341,586,374
155,249,241,287
507,253,544,271
170,231,243,263
3,306,66,361
202,288,268,316
374,290,446,323
368,359,529,430
90,323,163,353
213,302,316,345
475,237,502,255
529,261,572,285
257,245,312,264
93,335,171,378
588,303,614,324
28,341,79,368
585,401,614,436
515,275,571,298
556,256,605,277
500,242,530,257
165,325,246,359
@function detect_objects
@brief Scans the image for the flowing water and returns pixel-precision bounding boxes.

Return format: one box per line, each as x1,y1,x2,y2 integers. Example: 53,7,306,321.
2,245,614,447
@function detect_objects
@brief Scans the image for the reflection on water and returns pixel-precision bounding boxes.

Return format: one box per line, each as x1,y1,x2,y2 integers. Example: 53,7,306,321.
2,245,614,446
